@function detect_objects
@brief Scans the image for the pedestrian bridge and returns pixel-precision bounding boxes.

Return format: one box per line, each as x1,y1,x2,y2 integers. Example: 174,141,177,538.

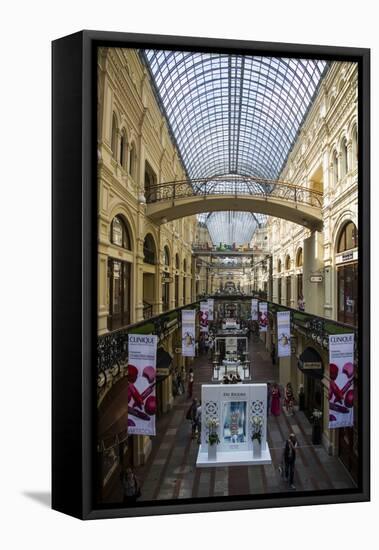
145,176,323,230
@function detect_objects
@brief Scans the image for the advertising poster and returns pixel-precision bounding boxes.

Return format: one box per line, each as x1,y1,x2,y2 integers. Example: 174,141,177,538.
222,401,247,444
225,337,237,353
182,309,196,357
328,333,355,429
200,301,209,333
127,334,158,436
258,302,268,332
277,311,291,357
207,298,214,321
251,298,258,320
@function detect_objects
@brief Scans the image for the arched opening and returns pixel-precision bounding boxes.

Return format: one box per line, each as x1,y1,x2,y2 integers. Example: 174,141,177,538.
120,129,127,169
336,221,358,325
175,253,180,307
298,347,323,420
111,113,118,159
142,234,157,319
143,233,156,265
332,150,339,185
144,161,157,201
162,245,171,312
340,137,348,177
285,255,291,306
128,142,136,178
296,247,303,304
107,216,132,331
182,258,187,304
352,125,358,167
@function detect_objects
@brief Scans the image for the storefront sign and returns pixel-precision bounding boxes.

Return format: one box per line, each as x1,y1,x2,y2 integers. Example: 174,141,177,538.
258,302,268,332
182,309,196,357
128,334,157,436
328,333,354,429
277,311,291,357
335,248,358,265
200,301,209,333
207,298,214,321
251,298,258,320
310,275,323,283
302,361,322,370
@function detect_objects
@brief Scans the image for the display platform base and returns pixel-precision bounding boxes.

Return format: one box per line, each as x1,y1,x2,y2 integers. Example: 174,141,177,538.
196,445,272,467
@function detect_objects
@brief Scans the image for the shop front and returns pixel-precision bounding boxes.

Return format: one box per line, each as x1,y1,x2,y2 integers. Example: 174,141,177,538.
298,346,324,421
336,221,358,326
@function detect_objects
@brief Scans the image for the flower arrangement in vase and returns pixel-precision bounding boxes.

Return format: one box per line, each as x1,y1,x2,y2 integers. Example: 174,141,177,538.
207,418,220,446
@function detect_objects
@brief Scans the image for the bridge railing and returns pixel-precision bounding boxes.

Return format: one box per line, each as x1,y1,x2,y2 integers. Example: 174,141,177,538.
145,175,323,209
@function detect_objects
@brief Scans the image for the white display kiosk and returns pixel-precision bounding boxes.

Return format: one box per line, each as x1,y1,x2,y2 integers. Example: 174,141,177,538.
196,383,272,467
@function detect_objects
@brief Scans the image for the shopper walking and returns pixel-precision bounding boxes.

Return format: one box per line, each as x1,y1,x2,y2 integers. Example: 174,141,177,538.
186,398,198,439
187,368,194,398
195,401,202,443
283,433,298,489
121,467,141,504
271,382,281,416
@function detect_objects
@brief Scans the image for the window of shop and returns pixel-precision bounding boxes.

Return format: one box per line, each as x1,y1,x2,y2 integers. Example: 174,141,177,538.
144,161,157,201
162,280,170,312
337,222,358,326
111,216,131,249
286,276,291,307
128,142,136,178
120,130,126,169
175,275,179,308
143,234,156,265
337,222,358,253
277,278,282,304
182,277,186,304
337,263,358,326
297,273,303,301
107,259,131,330
285,254,291,271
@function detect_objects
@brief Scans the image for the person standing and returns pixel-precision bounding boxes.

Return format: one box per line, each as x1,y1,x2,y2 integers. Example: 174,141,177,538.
195,401,202,443
271,382,281,416
121,467,140,504
283,433,298,489
284,382,295,415
187,368,194,398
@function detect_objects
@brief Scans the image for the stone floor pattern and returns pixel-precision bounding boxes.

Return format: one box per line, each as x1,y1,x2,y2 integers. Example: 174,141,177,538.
113,337,356,502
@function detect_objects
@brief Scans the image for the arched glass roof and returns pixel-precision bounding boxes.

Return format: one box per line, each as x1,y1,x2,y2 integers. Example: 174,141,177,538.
143,50,328,180
198,211,267,246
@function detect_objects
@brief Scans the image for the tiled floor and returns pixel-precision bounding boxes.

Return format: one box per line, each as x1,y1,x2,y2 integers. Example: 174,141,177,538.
109,336,356,503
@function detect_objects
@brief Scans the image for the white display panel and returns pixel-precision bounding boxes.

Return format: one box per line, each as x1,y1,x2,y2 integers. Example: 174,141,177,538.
196,383,272,467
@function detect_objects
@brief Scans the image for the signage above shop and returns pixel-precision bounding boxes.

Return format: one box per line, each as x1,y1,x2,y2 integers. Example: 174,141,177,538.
309,274,323,283
301,361,322,370
336,248,358,265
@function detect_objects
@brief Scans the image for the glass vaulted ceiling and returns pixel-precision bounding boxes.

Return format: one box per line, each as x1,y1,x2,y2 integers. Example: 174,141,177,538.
142,50,328,243
198,212,267,246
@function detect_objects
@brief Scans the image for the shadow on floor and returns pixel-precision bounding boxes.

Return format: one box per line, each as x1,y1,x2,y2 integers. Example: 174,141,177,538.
22,491,51,508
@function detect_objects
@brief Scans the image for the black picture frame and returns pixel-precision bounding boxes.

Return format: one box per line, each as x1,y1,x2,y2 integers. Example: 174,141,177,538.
52,30,370,520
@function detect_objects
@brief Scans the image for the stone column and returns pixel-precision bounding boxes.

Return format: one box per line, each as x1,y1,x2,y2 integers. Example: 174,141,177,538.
303,231,325,317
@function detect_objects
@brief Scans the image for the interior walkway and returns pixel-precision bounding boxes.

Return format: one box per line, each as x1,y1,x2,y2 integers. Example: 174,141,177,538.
111,336,356,503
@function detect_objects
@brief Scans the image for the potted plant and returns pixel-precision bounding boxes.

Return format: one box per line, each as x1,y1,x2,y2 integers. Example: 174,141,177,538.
311,409,322,445
251,415,263,458
207,418,220,460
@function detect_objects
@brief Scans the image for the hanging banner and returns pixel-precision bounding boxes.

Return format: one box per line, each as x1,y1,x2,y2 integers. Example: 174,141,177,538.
182,309,196,357
277,311,291,357
251,298,258,321
258,302,268,332
328,333,355,429
200,301,209,333
207,298,214,321
127,334,157,436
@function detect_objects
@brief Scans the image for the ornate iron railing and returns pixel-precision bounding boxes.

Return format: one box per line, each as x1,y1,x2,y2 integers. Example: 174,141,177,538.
145,175,323,209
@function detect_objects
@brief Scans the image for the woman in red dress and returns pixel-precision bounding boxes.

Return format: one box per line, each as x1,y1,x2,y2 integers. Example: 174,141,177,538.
271,382,281,416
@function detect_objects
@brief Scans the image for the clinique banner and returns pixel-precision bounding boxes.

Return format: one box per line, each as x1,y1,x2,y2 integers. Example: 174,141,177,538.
328,333,355,429
182,309,196,357
258,302,268,332
200,301,209,332
128,334,158,436
251,298,258,321
277,311,291,357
